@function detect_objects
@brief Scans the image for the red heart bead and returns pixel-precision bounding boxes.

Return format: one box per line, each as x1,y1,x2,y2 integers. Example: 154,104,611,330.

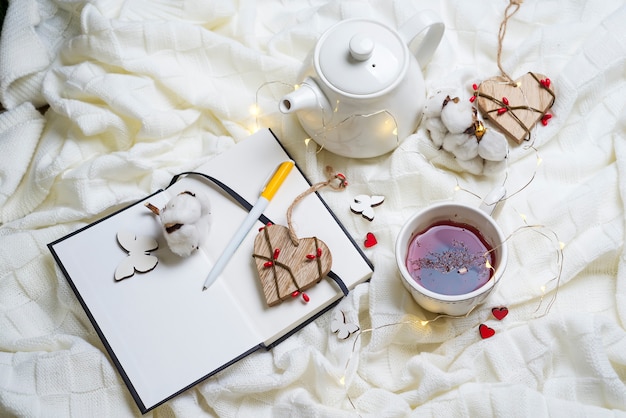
492,307,509,320
364,232,378,248
541,113,552,126
479,324,496,339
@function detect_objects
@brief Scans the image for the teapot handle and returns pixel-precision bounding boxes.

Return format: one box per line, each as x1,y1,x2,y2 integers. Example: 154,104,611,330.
398,10,444,68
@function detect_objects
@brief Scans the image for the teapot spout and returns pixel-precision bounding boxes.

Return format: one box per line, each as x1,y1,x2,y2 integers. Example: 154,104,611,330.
279,78,330,114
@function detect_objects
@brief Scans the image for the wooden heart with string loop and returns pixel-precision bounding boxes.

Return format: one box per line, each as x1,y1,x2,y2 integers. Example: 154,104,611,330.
474,72,554,144
471,0,555,145
252,167,348,306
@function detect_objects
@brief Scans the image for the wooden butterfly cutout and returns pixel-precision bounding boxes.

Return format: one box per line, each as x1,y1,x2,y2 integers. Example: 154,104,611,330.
350,195,385,221
330,310,359,340
114,230,159,281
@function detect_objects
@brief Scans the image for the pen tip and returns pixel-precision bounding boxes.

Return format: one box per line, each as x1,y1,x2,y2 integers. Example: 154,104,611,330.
202,286,207,291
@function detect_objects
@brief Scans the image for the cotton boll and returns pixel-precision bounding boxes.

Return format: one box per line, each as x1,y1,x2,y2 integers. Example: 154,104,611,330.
146,190,212,257
424,89,454,118
440,98,475,134
160,192,202,227
478,129,508,161
452,135,479,161
424,116,447,148
193,209,212,241
442,132,468,154
456,156,484,175
163,223,203,257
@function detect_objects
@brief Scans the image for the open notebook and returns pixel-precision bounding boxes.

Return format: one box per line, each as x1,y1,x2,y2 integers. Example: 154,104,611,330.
48,129,373,413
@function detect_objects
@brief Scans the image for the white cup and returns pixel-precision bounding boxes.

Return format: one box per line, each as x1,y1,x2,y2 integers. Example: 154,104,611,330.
395,188,507,316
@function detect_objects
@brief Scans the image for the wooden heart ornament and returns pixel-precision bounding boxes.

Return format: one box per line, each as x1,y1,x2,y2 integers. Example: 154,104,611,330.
253,224,332,306
251,166,348,307
475,72,555,144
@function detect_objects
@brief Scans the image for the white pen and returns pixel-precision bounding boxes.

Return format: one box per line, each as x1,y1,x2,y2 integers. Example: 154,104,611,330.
202,160,295,291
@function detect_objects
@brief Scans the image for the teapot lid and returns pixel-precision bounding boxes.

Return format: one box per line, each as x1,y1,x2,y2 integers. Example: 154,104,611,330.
314,19,408,97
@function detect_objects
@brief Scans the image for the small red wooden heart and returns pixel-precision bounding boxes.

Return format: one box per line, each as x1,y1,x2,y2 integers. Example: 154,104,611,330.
491,307,509,320
253,224,332,307
479,324,496,339
364,232,378,248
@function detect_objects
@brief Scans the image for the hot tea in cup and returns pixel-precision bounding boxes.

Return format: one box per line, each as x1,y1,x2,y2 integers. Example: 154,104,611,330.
395,200,507,316
406,220,495,296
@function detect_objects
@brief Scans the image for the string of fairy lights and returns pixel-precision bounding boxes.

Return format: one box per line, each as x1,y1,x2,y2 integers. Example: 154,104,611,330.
249,70,565,412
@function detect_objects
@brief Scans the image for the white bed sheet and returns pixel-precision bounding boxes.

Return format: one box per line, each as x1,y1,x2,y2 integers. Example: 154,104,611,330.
1,0,625,416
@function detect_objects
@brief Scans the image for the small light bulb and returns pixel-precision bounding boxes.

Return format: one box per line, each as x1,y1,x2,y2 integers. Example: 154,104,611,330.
420,320,429,326
559,241,565,250
339,375,345,386
304,138,312,146
249,104,260,116
519,213,527,221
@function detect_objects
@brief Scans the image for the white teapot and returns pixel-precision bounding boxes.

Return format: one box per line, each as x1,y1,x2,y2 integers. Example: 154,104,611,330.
279,11,444,158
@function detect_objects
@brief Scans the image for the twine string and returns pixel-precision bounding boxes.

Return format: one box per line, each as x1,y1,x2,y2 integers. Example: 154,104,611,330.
497,0,523,83
285,166,348,246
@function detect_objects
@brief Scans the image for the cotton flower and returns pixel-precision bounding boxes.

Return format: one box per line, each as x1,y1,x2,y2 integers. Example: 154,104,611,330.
424,116,447,148
440,96,475,134
422,89,509,176
477,129,508,161
442,132,465,154
145,190,212,257
444,132,479,161
424,89,454,118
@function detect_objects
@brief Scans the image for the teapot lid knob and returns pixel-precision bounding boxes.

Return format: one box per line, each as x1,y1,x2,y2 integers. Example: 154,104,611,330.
349,34,374,61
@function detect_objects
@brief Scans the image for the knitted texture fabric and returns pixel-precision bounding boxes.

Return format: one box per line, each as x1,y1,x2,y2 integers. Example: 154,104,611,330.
1,0,625,416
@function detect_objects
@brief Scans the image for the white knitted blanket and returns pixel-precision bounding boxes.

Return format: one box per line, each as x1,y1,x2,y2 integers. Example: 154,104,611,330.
1,0,626,416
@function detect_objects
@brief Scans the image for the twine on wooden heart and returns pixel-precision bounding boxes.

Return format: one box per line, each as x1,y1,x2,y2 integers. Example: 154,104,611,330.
474,73,555,144
252,166,349,306
472,0,555,145
496,0,524,84
285,166,349,246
